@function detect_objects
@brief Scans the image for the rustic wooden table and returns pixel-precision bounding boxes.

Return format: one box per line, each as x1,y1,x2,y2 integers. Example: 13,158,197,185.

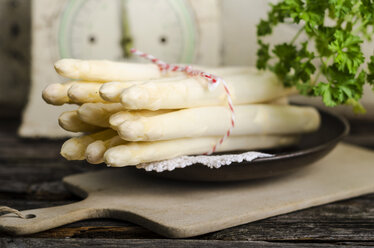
0,118,373,248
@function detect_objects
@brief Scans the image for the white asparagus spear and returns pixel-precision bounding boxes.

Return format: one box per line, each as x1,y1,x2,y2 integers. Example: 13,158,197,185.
54,58,253,82
99,81,139,102
61,129,117,160
78,103,125,127
99,67,252,103
115,104,320,141
85,136,127,164
43,81,108,105
268,96,288,105
67,82,106,104
109,109,173,130
99,76,186,102
120,70,296,110
109,99,287,132
42,82,75,105
54,59,165,81
104,135,298,167
58,111,103,133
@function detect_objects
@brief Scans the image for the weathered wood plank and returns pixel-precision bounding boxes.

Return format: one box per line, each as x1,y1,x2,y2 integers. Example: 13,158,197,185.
0,162,87,196
0,120,64,160
1,238,374,248
0,120,73,161
200,219,374,242
0,198,75,212
26,219,374,241
28,226,162,239
1,195,374,241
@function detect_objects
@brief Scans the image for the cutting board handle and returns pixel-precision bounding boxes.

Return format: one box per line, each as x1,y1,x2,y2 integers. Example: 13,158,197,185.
0,197,103,235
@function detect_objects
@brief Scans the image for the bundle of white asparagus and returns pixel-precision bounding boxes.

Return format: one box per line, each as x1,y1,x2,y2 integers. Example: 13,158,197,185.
42,59,321,168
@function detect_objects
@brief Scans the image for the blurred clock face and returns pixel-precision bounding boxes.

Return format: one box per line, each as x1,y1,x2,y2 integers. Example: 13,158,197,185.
58,0,198,63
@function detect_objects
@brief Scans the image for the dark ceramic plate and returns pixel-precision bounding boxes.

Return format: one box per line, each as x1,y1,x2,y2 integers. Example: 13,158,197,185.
143,108,349,182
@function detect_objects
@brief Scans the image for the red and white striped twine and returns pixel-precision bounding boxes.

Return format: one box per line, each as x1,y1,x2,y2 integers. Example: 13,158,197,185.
130,48,235,155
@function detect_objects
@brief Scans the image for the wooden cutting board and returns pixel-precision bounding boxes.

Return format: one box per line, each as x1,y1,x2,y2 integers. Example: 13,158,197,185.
1,143,374,238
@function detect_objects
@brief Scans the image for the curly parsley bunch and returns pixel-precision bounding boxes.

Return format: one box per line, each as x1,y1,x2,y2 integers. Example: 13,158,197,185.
257,0,374,112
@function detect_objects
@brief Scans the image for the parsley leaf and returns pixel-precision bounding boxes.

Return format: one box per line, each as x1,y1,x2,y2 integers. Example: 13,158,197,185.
328,31,364,73
256,40,271,69
367,55,374,87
